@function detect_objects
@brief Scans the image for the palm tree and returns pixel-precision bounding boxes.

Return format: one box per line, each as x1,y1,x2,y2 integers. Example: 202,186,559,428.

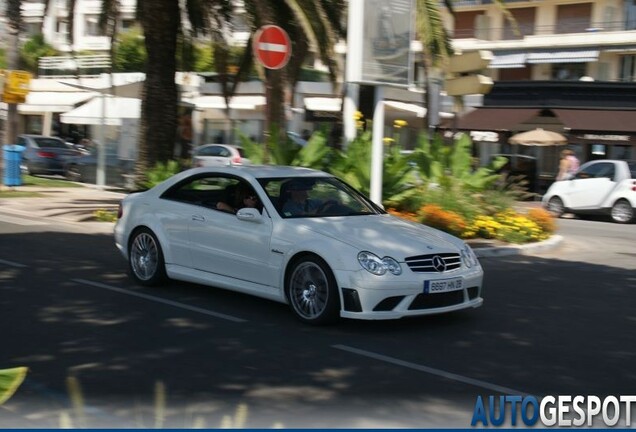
2,0,21,147
230,0,345,154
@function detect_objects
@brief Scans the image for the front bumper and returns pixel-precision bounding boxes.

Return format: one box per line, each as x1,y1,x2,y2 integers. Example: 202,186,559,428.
333,266,484,320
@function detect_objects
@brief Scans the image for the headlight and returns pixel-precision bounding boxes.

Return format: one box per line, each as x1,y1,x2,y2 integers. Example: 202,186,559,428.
461,244,478,268
358,251,402,276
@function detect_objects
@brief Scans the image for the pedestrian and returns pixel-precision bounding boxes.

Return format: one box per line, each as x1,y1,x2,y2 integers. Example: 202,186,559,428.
557,149,580,180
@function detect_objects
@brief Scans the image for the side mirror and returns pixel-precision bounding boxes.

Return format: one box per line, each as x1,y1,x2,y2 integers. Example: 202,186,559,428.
236,207,263,223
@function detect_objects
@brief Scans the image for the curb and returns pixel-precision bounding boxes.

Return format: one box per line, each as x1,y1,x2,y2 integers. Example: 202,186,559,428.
473,235,563,258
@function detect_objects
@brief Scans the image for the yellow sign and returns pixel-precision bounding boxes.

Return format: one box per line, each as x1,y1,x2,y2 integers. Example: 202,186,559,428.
1,92,26,104
5,70,32,96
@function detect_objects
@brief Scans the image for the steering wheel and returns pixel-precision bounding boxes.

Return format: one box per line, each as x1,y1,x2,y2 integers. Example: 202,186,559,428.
316,200,339,215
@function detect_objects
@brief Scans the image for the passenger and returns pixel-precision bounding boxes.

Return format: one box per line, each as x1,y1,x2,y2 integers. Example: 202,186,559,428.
217,183,259,214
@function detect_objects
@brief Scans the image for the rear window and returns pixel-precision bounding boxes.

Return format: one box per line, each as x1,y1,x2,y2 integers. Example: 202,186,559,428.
33,138,68,149
628,162,636,179
237,148,246,158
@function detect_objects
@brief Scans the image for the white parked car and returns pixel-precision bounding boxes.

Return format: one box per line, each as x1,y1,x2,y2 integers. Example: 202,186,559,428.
543,159,636,223
191,144,250,167
114,166,483,324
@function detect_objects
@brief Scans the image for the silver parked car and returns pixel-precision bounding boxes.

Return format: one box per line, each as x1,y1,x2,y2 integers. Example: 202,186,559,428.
191,144,250,167
18,134,83,176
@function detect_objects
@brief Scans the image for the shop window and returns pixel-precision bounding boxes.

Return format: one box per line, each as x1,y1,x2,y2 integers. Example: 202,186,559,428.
551,63,587,81
609,145,632,160
619,55,636,82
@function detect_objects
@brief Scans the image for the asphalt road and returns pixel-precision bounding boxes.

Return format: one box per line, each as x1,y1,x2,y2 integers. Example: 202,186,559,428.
1,213,635,428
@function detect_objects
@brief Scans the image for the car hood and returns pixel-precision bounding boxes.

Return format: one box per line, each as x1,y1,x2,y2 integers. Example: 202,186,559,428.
288,214,463,259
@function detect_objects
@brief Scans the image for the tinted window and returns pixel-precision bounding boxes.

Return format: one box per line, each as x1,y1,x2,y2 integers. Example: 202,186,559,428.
258,176,381,218
161,175,237,209
628,162,636,179
237,148,246,158
577,162,616,180
33,137,68,149
196,146,222,157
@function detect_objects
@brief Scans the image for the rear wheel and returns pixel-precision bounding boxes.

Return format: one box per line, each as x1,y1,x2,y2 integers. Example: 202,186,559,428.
65,164,82,182
610,199,634,224
128,228,167,286
547,196,565,218
286,256,340,325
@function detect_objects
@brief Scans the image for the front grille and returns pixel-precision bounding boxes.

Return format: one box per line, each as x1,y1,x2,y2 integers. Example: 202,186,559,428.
408,286,479,310
405,252,461,273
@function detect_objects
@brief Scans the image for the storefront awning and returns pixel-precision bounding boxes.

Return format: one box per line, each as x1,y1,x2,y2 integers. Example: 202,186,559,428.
490,53,527,69
553,109,636,132
304,97,342,112
188,95,266,110
527,49,599,64
18,91,98,114
455,108,540,130
60,96,140,126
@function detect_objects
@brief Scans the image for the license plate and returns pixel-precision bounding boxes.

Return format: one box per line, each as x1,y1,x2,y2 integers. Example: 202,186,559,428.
424,277,463,294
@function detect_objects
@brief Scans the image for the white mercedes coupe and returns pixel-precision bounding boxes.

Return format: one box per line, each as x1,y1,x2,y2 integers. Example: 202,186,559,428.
114,166,484,324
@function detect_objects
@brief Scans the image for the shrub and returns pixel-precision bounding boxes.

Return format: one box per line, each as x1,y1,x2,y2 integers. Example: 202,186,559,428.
386,207,419,223
418,204,467,237
493,210,549,244
143,160,187,189
527,207,557,234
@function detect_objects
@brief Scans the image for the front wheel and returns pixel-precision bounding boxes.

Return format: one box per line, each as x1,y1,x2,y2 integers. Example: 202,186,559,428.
286,256,340,325
547,196,565,218
610,199,634,224
128,228,167,286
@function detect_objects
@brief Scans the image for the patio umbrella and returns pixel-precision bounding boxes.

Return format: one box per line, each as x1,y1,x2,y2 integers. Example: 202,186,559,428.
508,128,567,146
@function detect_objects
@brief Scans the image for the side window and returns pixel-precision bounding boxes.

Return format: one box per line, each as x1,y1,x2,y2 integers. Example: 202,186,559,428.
218,147,231,157
161,175,236,208
594,163,616,180
577,163,615,180
17,137,27,146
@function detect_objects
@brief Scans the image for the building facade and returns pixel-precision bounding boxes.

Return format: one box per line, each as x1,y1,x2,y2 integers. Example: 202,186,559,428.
446,0,636,191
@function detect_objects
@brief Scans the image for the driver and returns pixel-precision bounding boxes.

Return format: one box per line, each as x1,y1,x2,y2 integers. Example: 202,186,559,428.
282,180,321,216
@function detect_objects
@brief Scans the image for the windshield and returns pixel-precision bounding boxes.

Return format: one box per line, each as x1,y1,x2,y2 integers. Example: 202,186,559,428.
258,176,383,218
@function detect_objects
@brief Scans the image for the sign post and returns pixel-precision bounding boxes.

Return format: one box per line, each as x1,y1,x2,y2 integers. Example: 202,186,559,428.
253,25,292,70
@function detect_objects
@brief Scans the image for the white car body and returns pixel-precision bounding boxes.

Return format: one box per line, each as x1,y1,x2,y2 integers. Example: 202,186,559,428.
114,166,483,323
191,144,250,167
542,159,636,223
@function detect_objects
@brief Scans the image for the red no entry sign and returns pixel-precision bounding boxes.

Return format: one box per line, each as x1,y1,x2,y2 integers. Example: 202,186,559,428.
253,25,291,70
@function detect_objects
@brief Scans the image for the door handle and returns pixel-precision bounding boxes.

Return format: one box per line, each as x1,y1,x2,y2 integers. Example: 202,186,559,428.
192,215,205,222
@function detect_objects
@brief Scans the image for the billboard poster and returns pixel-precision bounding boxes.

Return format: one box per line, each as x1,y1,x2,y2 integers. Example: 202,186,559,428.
360,0,414,86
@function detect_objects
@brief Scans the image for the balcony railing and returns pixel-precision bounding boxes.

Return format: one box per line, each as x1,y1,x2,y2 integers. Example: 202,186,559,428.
453,20,635,39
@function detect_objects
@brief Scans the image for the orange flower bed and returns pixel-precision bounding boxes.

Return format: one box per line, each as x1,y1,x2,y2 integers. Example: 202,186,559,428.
526,207,557,234
419,204,467,237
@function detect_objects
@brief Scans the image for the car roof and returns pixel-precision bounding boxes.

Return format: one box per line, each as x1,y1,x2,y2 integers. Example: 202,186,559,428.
188,165,331,179
194,143,241,150
149,165,333,195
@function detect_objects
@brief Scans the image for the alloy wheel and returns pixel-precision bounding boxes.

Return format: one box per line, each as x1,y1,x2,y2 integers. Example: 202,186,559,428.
130,232,160,281
288,261,330,320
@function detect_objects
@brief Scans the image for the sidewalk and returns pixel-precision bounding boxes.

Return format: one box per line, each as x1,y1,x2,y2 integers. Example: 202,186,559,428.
0,184,125,224
0,184,562,256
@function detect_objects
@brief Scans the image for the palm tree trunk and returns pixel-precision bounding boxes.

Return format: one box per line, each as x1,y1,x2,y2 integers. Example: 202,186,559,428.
3,0,21,145
135,0,179,184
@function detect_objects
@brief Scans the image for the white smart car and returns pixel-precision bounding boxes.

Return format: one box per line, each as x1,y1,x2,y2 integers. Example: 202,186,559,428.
114,166,483,324
543,159,636,223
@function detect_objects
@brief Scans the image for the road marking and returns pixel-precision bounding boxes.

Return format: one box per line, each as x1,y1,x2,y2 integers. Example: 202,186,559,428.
0,214,47,226
0,258,27,268
73,279,247,323
333,344,523,394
